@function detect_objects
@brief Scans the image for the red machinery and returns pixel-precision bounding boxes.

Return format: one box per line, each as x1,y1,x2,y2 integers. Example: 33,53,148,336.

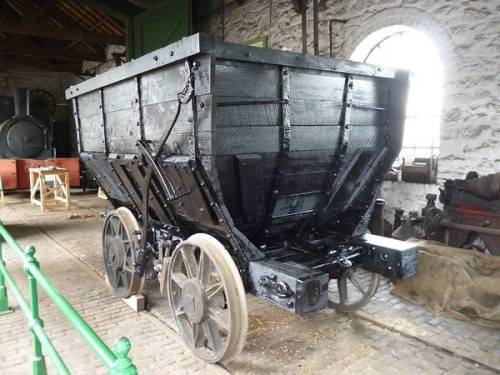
0,158,79,190
426,172,500,256
0,89,79,190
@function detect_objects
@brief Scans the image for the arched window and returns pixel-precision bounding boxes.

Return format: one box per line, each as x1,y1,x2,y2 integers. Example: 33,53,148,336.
351,26,442,167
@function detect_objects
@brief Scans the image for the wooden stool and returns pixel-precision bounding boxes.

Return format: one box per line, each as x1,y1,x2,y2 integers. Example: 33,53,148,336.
29,167,71,212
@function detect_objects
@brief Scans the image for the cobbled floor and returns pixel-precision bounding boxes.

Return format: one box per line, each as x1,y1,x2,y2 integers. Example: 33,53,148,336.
0,189,498,374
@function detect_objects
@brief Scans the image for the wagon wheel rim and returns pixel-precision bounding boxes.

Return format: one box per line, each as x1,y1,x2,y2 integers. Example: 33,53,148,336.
328,267,380,313
167,233,248,363
102,207,143,298
29,89,56,115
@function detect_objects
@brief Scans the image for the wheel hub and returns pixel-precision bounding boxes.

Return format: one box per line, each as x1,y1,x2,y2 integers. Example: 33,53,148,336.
106,237,126,271
181,279,208,324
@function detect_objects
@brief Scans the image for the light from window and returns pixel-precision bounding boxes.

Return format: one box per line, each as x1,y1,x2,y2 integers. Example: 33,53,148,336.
350,26,443,164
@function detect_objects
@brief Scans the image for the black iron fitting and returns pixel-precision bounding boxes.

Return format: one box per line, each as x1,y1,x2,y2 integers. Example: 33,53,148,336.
258,275,294,298
136,60,200,278
282,236,366,272
177,59,198,104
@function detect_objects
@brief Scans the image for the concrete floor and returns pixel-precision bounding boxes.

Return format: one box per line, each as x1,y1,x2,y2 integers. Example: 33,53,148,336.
0,189,498,374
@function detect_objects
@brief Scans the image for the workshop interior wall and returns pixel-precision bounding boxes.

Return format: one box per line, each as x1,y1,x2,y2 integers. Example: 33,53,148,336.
1,1,497,222
196,0,499,221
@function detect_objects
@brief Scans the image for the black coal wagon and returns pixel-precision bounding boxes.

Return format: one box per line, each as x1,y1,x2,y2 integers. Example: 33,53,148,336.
66,33,417,363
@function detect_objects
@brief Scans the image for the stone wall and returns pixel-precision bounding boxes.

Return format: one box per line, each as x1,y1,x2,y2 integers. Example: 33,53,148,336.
82,44,126,76
0,70,77,119
196,0,499,220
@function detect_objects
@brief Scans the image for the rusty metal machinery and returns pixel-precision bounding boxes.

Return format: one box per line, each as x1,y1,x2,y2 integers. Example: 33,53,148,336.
66,33,418,363
425,172,500,255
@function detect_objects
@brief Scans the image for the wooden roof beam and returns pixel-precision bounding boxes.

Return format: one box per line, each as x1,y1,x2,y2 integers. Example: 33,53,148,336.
33,0,61,24
0,43,106,62
0,20,124,45
0,56,83,74
77,0,145,18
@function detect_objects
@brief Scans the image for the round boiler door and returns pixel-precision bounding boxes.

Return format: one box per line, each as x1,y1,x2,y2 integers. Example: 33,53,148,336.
5,118,45,158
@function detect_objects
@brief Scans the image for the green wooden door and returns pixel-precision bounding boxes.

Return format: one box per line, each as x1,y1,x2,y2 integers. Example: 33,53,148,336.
131,0,191,59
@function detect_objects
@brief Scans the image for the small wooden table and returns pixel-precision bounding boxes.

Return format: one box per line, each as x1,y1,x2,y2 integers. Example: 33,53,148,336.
29,167,71,212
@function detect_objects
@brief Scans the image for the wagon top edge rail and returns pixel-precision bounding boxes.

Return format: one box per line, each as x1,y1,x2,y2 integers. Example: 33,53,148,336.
65,32,409,100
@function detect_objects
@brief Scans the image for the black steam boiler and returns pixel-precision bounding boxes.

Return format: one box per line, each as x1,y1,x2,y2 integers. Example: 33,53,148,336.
0,88,54,160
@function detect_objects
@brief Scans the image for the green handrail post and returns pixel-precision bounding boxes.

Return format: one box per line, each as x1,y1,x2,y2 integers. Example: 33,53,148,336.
0,221,139,374
111,338,138,375
24,245,47,375
0,221,14,315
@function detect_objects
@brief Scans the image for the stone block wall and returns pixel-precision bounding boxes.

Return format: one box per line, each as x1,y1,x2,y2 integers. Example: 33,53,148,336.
0,70,77,121
195,0,499,219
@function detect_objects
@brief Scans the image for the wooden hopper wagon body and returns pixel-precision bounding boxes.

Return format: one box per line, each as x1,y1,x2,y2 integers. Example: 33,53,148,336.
66,33,417,363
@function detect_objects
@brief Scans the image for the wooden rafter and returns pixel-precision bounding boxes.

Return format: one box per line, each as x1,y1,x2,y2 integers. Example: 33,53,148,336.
32,0,61,24
0,42,106,62
0,20,124,45
0,0,131,74
0,55,82,74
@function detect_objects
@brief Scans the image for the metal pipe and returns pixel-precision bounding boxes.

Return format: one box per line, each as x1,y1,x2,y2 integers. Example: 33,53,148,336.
301,0,307,53
14,88,29,116
329,19,347,58
221,0,225,42
438,217,500,236
313,0,319,55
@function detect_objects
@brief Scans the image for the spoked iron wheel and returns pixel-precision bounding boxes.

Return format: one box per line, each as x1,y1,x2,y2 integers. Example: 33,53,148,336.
102,207,143,298
29,89,57,115
167,233,248,363
328,267,381,313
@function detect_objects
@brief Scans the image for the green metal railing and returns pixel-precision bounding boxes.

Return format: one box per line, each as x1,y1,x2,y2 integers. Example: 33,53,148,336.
0,221,138,374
